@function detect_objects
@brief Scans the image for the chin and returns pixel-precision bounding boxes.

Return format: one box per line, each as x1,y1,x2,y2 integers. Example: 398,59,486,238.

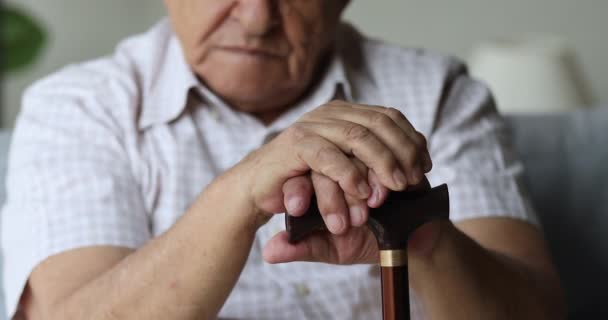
202,61,305,113
221,81,294,113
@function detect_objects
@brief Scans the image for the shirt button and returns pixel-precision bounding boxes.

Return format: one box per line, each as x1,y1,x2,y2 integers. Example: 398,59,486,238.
294,283,311,297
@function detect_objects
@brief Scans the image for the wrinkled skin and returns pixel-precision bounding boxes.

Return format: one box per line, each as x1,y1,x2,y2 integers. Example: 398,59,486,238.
19,2,564,320
165,0,349,123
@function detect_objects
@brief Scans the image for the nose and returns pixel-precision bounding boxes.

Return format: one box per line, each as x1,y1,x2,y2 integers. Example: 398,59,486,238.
232,0,279,36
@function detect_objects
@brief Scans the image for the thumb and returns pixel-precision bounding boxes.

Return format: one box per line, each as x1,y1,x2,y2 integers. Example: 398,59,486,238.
262,231,332,264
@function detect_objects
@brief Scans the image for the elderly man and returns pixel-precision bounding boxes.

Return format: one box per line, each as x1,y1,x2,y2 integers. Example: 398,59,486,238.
2,1,564,319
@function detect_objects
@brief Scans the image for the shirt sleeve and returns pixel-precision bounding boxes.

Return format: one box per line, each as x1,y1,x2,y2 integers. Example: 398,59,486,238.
427,70,539,225
1,78,151,318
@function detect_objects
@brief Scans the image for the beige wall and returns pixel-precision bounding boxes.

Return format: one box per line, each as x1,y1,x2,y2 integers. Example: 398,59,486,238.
3,0,607,126
2,0,164,127
344,0,607,108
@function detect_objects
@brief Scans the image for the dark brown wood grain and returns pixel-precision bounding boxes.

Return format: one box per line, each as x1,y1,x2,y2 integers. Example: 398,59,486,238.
381,265,410,320
285,179,449,320
286,183,449,248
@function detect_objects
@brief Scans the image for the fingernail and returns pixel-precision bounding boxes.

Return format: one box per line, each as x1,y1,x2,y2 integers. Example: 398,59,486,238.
349,206,365,227
410,167,423,185
286,196,302,213
358,182,371,197
326,214,344,234
393,169,408,189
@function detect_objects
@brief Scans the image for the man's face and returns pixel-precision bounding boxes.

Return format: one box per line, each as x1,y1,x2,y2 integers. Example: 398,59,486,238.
165,0,348,120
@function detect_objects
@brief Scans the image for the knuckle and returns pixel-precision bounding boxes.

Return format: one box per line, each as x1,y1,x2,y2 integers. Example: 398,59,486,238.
285,123,309,141
344,124,372,142
315,187,342,213
385,107,404,120
402,143,419,165
375,148,397,168
342,165,361,183
368,104,386,111
318,195,341,214
328,164,362,191
370,112,393,128
314,146,341,164
344,194,364,207
287,177,311,194
414,131,428,146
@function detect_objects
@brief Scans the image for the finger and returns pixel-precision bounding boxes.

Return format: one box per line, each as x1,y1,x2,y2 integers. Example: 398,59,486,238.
263,231,333,264
344,193,368,227
407,131,432,174
373,107,432,175
367,169,390,208
289,130,371,199
347,158,371,226
323,102,433,177
343,102,424,147
311,172,349,235
296,120,408,191
282,175,313,217
349,156,369,178
406,175,431,192
421,143,433,173
315,103,426,185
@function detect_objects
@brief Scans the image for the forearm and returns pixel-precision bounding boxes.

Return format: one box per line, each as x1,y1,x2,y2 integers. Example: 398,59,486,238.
53,170,258,320
409,221,565,320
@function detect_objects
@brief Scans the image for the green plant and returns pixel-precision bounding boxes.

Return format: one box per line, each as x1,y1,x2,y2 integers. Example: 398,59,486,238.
1,4,46,73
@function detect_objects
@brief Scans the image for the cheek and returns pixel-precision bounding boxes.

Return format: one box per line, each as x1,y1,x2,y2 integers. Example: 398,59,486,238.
167,0,236,65
280,2,338,81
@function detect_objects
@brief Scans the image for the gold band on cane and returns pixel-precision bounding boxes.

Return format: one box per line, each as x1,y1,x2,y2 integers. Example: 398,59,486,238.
379,250,407,267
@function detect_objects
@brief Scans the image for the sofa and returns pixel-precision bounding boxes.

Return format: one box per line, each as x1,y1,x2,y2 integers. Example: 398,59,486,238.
506,107,608,319
0,107,606,319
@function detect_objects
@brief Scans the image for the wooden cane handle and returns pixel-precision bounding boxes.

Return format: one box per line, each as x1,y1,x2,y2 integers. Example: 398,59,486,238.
285,180,450,320
285,184,450,249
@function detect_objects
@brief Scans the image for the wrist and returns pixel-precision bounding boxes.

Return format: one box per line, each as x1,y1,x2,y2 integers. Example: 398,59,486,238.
213,159,271,231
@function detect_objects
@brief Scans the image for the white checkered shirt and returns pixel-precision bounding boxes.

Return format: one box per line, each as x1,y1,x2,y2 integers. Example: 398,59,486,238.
2,19,537,319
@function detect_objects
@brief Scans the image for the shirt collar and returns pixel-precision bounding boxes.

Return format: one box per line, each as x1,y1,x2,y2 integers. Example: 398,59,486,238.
268,54,353,132
139,35,199,129
139,31,353,130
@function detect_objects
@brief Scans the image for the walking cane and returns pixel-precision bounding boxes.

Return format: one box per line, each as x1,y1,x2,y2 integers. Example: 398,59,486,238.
285,179,450,320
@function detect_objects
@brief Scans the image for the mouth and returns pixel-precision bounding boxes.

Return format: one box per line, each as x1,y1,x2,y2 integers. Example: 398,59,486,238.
217,46,286,59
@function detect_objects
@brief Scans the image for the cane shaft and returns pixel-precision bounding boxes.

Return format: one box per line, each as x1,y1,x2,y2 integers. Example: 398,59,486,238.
380,249,409,320
381,265,410,320
285,181,449,320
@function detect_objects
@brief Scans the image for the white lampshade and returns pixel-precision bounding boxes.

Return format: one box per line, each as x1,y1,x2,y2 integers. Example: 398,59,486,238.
469,35,591,114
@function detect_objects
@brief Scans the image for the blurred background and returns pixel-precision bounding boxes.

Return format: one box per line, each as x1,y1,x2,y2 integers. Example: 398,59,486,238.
1,0,607,319
2,0,608,126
